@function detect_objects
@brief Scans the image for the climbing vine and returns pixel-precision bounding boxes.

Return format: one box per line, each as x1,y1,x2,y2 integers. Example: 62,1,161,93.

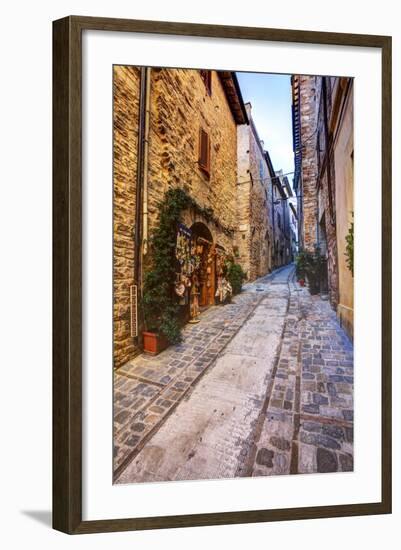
344,213,354,277
142,187,235,344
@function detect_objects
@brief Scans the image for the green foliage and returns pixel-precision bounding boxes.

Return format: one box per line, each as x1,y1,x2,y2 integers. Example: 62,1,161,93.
345,213,354,277
142,188,191,343
226,261,247,295
295,248,325,295
142,187,235,343
295,250,309,280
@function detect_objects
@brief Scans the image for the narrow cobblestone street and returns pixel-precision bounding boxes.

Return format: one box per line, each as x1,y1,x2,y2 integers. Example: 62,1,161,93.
114,264,353,483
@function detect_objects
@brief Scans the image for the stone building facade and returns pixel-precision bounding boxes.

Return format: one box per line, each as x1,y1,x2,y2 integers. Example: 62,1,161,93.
275,170,293,267
236,103,273,281
289,201,298,261
113,66,140,367
113,67,248,368
292,75,319,253
292,74,354,337
262,152,291,269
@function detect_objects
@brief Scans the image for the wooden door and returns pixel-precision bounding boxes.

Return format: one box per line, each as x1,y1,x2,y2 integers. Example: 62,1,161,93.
207,245,216,305
199,244,209,307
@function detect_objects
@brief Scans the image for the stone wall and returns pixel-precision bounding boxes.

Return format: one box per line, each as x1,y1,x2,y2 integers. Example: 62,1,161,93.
113,66,140,368
113,67,240,368
297,75,319,253
236,105,272,281
146,68,238,256
315,77,338,309
318,172,339,309
272,173,292,268
236,123,252,274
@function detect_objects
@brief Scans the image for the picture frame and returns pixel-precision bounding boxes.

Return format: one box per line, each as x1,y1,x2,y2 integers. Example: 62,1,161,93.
53,15,392,534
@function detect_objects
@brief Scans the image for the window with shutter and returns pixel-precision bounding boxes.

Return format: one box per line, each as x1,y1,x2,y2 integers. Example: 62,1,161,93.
198,128,210,175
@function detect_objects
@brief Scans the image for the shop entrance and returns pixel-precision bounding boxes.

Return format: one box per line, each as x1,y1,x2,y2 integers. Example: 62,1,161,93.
190,222,215,308
174,221,230,325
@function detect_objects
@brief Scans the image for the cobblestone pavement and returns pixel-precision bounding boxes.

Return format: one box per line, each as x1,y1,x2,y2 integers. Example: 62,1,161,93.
114,267,288,477
115,264,353,482
249,272,354,477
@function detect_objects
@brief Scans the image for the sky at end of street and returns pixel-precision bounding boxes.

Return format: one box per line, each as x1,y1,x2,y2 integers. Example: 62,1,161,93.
237,72,295,188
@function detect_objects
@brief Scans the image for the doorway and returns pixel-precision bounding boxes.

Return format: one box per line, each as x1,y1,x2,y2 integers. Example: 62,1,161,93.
190,223,215,308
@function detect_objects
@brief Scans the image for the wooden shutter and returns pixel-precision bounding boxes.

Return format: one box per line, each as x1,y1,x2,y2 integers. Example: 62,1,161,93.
199,128,210,174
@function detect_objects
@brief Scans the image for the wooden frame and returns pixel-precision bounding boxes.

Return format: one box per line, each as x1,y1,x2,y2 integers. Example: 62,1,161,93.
198,126,211,175
53,15,392,534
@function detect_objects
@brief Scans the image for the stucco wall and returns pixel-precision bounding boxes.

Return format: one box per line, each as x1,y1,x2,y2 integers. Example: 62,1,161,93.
334,84,354,337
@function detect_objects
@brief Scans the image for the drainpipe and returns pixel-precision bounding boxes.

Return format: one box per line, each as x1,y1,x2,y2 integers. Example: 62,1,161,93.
134,68,147,291
133,67,151,348
142,67,151,257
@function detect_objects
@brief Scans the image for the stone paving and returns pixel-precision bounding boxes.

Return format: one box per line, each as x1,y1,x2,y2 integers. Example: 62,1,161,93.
113,268,289,477
114,264,354,482
250,271,354,477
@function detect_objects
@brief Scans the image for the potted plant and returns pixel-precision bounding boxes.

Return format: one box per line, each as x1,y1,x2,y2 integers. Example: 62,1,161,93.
306,267,320,295
226,260,246,296
310,248,325,295
295,251,308,282
295,249,324,295
142,275,182,354
142,330,168,355
141,189,191,354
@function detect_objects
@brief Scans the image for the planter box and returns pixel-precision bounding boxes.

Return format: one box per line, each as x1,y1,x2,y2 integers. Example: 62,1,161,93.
142,331,168,355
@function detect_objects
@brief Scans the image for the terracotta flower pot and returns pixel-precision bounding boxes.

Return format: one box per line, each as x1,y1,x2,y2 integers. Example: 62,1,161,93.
299,279,305,287
142,331,168,355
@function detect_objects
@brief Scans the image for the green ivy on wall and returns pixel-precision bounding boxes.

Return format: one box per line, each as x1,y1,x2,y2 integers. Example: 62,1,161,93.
142,187,236,344
345,212,354,277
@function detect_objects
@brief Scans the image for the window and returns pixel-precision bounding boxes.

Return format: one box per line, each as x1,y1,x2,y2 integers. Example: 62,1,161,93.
198,128,211,175
200,70,212,95
277,213,282,230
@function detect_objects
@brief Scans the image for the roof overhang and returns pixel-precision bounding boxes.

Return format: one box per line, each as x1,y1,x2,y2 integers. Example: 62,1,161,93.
218,72,249,125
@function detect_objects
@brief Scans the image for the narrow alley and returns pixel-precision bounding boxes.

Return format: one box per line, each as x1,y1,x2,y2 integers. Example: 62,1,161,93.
115,265,353,483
